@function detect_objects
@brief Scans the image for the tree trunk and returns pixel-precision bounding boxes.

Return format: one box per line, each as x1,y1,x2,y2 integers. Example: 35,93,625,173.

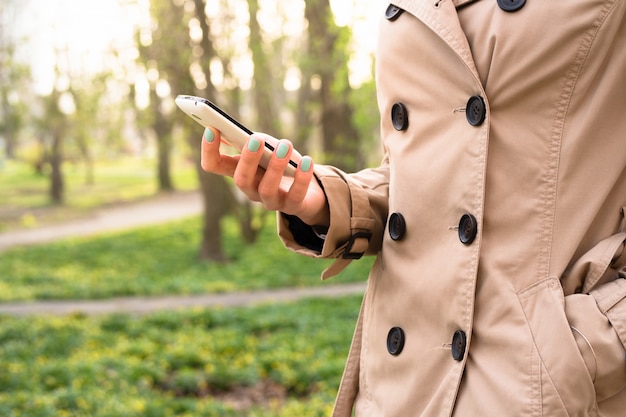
49,129,64,204
304,0,362,171
150,89,174,192
247,0,280,136
196,164,234,262
294,67,315,156
1,96,17,159
192,0,235,260
157,131,173,192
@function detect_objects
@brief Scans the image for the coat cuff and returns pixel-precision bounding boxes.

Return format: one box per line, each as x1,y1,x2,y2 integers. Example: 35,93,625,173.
277,165,375,279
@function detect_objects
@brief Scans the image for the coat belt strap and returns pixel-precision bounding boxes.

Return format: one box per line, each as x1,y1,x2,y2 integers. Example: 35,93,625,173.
322,178,373,280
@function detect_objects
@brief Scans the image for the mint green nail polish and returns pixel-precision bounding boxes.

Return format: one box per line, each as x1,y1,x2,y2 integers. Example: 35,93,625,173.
204,129,215,143
300,157,312,172
248,138,261,152
276,142,289,159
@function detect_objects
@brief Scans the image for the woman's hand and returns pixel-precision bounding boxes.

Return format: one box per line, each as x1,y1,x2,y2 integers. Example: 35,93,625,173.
200,127,330,227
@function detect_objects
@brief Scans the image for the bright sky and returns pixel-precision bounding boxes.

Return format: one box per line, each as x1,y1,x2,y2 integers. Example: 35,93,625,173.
11,0,380,95
11,0,148,94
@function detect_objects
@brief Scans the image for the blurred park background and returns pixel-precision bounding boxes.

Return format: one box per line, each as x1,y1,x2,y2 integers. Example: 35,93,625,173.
0,0,380,415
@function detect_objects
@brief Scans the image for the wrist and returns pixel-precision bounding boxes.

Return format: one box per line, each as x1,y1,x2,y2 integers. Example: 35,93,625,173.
299,202,330,228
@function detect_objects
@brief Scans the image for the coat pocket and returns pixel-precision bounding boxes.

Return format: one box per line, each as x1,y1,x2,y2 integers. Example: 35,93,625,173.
518,277,598,416
561,232,626,403
565,292,626,403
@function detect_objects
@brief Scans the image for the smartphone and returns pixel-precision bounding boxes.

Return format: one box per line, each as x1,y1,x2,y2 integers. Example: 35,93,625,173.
175,95,299,176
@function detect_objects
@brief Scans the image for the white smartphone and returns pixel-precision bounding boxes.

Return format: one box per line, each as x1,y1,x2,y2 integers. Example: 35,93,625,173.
175,95,299,176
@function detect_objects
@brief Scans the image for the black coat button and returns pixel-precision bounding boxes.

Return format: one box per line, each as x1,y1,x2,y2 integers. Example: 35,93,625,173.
497,0,526,12
387,327,406,356
458,214,478,245
391,102,409,131
385,4,404,21
465,95,486,126
388,212,406,241
451,330,467,361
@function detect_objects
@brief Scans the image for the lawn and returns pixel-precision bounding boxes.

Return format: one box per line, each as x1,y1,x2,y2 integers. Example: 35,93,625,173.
0,215,373,301
0,295,362,417
0,157,198,231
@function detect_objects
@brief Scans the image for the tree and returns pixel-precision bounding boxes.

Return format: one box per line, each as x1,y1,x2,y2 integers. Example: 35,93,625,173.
0,1,31,160
135,0,187,192
0,60,29,161
189,0,250,258
137,0,243,261
134,0,374,260
247,0,281,136
302,0,363,171
37,80,69,203
34,66,112,203
68,72,112,185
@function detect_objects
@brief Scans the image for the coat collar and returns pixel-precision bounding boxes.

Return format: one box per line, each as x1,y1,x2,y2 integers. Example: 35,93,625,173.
389,0,482,84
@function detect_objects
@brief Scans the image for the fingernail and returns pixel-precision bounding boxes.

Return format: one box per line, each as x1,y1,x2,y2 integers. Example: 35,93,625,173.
204,129,215,143
276,142,290,159
247,137,261,152
300,156,312,173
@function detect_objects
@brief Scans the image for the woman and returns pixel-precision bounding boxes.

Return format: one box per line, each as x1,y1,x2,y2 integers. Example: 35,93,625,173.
200,1,626,415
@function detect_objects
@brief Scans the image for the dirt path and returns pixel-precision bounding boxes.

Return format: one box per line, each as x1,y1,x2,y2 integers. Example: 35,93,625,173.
0,191,203,252
0,191,367,316
0,283,366,316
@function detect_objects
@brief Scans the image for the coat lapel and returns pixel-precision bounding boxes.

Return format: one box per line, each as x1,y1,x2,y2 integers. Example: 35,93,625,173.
390,0,482,84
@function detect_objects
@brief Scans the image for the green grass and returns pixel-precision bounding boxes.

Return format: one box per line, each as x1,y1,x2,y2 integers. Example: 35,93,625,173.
0,157,198,231
0,295,361,416
0,215,373,301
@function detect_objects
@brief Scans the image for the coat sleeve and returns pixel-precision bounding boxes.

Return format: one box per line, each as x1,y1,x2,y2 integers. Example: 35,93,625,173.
277,158,390,279
562,231,626,403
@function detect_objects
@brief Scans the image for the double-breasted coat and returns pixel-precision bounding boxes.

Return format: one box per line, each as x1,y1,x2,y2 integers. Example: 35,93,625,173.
279,0,626,415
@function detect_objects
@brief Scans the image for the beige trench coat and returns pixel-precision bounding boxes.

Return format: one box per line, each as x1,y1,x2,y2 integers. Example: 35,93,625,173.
279,0,626,415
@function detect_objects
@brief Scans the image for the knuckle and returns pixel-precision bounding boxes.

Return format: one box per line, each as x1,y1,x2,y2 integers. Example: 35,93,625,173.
284,191,302,206
242,190,260,203
233,172,249,189
234,170,262,197
257,183,275,200
267,161,289,175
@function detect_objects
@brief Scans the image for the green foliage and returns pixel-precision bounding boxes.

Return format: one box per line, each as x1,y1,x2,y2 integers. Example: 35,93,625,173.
0,12,32,160
350,78,381,166
0,215,372,301
329,24,354,98
0,295,361,416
